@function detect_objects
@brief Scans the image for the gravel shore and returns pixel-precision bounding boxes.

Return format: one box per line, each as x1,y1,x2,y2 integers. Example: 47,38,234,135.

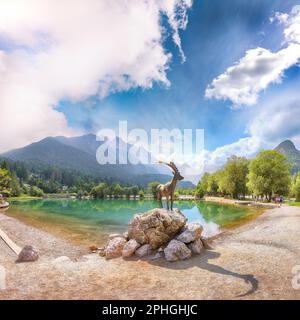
1,206,300,300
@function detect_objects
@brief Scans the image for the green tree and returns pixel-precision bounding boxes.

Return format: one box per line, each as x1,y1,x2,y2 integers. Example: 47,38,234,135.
218,156,249,199
1,160,9,170
0,168,12,196
247,150,291,201
148,181,160,199
112,183,123,197
29,186,44,197
138,190,145,199
207,172,220,195
131,185,139,198
291,172,300,202
90,182,108,199
195,172,210,198
10,171,22,197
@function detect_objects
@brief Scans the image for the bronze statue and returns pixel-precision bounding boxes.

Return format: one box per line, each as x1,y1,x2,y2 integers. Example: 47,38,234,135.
156,161,184,210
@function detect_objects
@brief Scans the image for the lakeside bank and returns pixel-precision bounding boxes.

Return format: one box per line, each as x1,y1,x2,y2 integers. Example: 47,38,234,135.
1,204,300,299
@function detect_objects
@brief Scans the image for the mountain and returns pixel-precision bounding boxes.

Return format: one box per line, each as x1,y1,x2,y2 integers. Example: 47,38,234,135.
2,135,194,188
275,140,300,174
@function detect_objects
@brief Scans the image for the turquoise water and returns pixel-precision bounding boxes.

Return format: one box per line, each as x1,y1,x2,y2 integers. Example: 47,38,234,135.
7,199,261,246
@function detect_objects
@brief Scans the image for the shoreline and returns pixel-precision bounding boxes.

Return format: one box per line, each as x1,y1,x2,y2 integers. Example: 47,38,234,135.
1,205,300,299
5,198,264,248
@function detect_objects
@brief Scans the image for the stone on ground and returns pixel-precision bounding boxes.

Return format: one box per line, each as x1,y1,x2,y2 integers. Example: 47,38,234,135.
164,239,191,262
176,222,203,243
17,245,39,263
105,237,127,259
135,244,153,258
122,239,140,258
187,238,204,255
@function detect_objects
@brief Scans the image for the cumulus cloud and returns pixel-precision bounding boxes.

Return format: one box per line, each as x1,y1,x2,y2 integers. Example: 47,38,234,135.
199,90,300,177
205,6,300,107
0,0,192,152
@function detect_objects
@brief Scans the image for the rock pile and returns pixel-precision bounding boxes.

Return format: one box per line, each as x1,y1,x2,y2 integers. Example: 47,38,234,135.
99,208,207,262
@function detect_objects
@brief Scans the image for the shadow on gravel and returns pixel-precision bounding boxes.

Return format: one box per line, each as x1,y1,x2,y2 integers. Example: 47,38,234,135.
149,250,258,298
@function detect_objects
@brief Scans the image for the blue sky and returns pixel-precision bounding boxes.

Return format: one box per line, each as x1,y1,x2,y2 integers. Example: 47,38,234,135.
1,0,300,174
57,0,300,152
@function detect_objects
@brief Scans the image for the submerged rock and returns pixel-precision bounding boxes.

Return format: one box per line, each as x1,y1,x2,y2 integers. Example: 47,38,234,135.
164,240,191,262
135,244,153,258
187,238,204,255
176,223,203,243
105,237,127,259
122,239,140,258
128,208,187,249
17,245,39,263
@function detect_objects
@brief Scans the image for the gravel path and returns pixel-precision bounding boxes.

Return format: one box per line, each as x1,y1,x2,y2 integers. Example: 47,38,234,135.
1,206,300,300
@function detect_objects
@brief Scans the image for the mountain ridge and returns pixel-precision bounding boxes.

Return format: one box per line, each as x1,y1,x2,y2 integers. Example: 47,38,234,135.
275,139,300,174
1,134,194,188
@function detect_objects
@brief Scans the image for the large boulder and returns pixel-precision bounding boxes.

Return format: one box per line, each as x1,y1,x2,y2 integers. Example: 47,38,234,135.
105,236,127,259
164,240,191,262
17,245,39,263
122,239,140,258
187,238,204,255
128,208,187,249
176,222,203,243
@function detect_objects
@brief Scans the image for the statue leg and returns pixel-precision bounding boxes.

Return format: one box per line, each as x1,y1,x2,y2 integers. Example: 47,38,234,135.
166,194,169,210
170,194,174,211
157,192,163,208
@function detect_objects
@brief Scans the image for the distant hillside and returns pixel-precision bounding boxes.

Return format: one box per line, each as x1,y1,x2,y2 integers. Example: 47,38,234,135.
1,135,194,188
275,140,300,174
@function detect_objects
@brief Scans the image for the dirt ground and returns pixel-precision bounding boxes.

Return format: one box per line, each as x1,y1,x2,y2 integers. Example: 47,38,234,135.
1,205,300,300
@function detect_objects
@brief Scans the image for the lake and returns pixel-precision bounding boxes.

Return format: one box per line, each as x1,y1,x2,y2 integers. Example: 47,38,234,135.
6,199,262,246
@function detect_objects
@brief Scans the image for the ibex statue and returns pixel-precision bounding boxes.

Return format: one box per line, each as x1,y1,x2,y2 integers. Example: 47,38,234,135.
156,161,184,210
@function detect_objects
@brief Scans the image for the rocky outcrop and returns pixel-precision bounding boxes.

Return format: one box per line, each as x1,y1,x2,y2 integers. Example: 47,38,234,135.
101,208,206,262
127,208,187,249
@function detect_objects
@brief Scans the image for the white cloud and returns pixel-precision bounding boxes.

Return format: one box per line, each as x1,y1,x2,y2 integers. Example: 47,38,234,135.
0,0,192,152
199,89,300,177
205,6,300,107
248,94,300,145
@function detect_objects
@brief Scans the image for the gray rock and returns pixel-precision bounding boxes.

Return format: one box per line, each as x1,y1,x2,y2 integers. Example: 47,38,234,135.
187,238,204,255
122,239,140,258
128,208,187,249
135,244,152,258
176,223,203,243
105,237,127,259
164,240,191,262
200,237,212,249
17,245,39,263
148,252,162,260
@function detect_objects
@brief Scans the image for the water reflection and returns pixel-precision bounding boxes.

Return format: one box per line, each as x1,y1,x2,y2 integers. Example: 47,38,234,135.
8,199,259,245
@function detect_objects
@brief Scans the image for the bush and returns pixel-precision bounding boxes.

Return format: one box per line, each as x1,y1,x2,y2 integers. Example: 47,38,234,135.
29,186,44,197
139,190,145,199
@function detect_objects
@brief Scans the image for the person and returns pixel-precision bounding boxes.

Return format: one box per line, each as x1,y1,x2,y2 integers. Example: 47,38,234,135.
279,196,283,207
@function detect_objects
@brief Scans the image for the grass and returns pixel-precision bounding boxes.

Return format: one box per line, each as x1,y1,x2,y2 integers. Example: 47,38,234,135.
288,201,300,206
8,195,42,201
